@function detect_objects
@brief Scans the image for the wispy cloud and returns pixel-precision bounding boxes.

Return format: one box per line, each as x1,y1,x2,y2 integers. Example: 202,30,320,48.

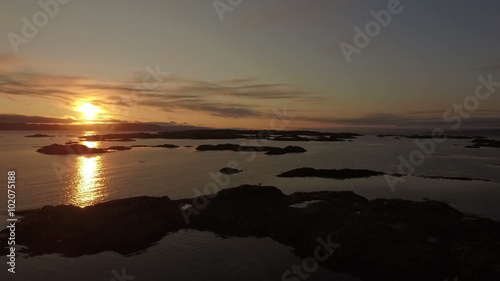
0,114,77,124
301,112,500,129
0,69,315,119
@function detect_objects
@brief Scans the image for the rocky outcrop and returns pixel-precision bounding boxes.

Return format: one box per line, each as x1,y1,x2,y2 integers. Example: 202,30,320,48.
25,134,54,137
418,175,492,182
196,144,306,155
2,185,499,280
219,167,243,174
378,134,485,140
153,144,179,148
107,146,132,151
277,167,386,179
264,145,307,155
36,143,182,154
130,144,179,148
79,130,362,141
36,144,109,155
466,138,500,148
196,143,273,152
273,135,345,142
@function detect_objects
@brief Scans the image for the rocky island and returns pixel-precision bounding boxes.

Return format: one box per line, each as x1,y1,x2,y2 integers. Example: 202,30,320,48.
36,144,109,155
219,167,243,174
36,143,182,155
25,134,55,138
465,138,500,148
277,168,386,179
1,185,499,281
78,129,361,142
195,144,307,155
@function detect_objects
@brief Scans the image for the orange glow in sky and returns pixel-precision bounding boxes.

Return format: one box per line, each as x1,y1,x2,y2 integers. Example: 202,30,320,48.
76,102,102,121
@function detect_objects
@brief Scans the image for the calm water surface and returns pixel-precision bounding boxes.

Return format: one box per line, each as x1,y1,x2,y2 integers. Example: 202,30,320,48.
0,130,499,280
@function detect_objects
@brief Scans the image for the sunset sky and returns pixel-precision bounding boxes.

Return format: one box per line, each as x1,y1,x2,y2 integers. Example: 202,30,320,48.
1,0,500,131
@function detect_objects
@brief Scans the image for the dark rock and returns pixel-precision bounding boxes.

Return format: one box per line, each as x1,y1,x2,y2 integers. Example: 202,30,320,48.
379,134,485,140
277,167,386,179
0,197,183,257
25,134,54,138
129,144,179,148
264,145,307,155
107,146,132,151
196,143,271,152
153,144,179,148
219,167,243,174
272,135,343,142
313,136,345,142
79,130,362,141
196,144,306,155
105,138,136,142
470,138,500,148
416,175,492,182
36,144,109,155
81,133,156,141
2,185,500,280
273,135,310,141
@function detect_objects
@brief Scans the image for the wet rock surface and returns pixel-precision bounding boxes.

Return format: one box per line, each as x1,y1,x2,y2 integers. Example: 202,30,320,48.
1,185,499,280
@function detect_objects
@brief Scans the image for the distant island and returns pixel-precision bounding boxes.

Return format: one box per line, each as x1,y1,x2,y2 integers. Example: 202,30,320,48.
465,138,500,149
277,168,386,179
78,129,362,141
35,143,306,156
195,144,307,155
24,134,55,138
36,143,181,155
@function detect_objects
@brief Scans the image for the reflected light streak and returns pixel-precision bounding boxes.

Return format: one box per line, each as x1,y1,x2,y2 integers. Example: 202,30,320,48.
67,155,107,207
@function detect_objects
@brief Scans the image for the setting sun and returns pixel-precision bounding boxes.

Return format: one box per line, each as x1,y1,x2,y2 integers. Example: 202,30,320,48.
76,103,102,120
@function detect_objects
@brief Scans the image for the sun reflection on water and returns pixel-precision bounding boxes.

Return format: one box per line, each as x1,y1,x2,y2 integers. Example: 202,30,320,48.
81,140,98,148
67,155,108,207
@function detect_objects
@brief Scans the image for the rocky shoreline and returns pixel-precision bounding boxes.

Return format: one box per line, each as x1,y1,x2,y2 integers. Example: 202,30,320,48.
1,185,499,281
